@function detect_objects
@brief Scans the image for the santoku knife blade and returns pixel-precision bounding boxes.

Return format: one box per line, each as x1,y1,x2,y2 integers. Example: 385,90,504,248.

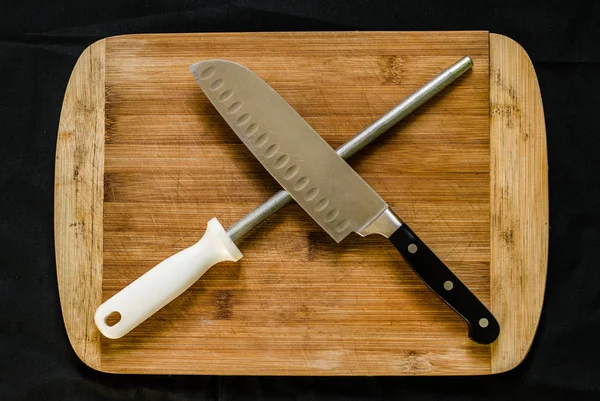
192,59,500,344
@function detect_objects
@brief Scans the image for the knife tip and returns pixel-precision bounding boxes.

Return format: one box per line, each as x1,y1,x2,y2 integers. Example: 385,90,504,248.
189,61,205,76
189,60,234,81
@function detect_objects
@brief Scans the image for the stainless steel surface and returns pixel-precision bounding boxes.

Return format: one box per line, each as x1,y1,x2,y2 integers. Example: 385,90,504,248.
193,59,388,243
355,208,403,238
189,57,473,242
226,190,290,242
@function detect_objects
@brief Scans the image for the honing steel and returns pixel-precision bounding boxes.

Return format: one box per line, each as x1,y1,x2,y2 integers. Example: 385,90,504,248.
193,59,499,344
94,57,474,339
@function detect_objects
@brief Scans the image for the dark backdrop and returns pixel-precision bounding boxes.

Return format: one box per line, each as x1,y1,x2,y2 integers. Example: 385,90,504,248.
1,1,599,400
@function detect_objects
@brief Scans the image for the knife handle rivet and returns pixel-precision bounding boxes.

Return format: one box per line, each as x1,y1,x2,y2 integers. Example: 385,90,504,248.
479,318,489,328
407,243,418,254
443,280,454,291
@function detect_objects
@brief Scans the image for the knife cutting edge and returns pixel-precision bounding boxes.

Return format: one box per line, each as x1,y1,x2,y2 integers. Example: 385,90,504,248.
94,57,475,340
193,59,500,345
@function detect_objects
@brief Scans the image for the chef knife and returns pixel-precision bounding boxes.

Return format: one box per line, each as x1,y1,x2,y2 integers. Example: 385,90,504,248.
192,60,499,344
94,57,473,339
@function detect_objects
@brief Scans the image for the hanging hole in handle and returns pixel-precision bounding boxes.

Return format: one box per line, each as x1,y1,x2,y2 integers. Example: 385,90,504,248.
105,311,122,327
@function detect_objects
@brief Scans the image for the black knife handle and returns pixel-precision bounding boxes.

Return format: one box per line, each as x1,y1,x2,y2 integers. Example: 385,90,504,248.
389,223,500,344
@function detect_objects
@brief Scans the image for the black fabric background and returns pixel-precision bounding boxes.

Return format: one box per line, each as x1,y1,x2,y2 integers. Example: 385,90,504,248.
1,1,599,400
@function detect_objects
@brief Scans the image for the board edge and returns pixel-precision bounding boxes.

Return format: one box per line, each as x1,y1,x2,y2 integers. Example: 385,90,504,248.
54,38,106,372
489,33,549,374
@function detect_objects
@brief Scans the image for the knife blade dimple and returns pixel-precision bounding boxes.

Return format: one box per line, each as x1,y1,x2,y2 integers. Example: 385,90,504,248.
191,60,388,243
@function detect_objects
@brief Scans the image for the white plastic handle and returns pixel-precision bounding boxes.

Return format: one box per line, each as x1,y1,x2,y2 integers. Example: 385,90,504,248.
94,218,242,339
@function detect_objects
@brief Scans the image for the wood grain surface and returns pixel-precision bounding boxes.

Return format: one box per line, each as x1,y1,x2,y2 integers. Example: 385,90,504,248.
54,31,548,375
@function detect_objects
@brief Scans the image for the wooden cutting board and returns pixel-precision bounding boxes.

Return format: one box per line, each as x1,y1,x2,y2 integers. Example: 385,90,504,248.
54,31,548,375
